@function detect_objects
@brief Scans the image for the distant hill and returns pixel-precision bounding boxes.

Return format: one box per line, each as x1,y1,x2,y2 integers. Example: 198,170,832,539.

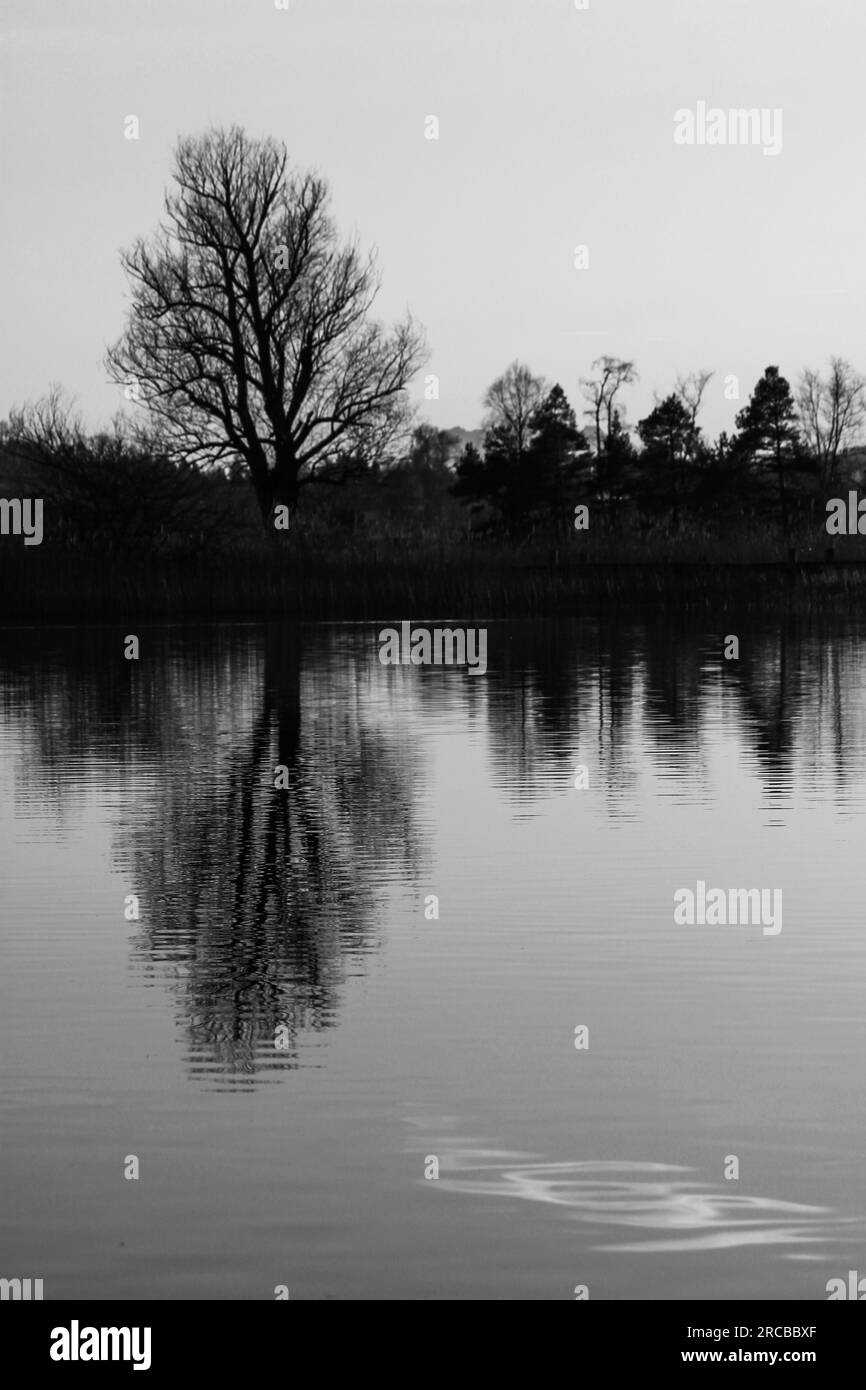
443,427,485,461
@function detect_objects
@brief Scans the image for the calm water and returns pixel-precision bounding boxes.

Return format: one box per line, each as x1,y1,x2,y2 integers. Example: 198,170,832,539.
1,614,865,1300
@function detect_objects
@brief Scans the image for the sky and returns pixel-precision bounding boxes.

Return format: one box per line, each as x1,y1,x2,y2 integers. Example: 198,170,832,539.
1,0,865,443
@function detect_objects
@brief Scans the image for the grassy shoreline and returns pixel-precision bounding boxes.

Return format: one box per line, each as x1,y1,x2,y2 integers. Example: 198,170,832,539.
4,539,866,622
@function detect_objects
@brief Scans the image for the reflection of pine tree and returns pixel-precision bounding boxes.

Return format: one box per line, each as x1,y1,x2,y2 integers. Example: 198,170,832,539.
453,615,827,813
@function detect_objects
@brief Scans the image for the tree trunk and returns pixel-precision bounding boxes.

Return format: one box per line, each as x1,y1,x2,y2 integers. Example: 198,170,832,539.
775,444,789,536
670,446,678,529
255,456,299,532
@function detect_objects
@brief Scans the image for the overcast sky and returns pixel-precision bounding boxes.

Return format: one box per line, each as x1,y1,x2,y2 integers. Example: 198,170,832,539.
1,0,864,442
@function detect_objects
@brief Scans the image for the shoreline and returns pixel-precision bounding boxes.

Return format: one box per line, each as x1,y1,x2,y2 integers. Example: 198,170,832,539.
4,551,866,623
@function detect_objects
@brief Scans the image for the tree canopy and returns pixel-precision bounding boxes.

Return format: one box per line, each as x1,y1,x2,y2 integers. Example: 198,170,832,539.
107,125,426,527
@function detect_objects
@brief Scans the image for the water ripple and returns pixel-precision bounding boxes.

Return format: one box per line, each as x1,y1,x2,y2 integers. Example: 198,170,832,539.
421,1146,859,1254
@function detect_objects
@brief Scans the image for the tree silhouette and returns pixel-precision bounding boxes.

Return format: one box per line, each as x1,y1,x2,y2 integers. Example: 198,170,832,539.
638,394,693,528
735,366,801,534
579,356,638,498
797,358,866,486
5,389,231,553
482,361,546,459
527,384,589,521
452,373,586,531
107,126,426,529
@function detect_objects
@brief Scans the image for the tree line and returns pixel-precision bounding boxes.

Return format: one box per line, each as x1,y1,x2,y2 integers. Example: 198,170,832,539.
449,355,866,538
2,125,864,550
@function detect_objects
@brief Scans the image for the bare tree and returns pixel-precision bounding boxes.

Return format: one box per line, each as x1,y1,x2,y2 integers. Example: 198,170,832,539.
6,387,226,550
675,370,714,436
580,357,638,453
482,361,546,459
106,126,426,528
796,357,866,484
579,356,638,489
673,369,714,474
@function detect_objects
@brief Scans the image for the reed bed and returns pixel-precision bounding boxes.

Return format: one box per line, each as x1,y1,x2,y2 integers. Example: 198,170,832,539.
3,528,866,624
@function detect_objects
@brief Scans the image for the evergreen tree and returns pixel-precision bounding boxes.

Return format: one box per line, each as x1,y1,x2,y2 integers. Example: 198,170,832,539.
735,366,801,532
452,373,586,532
526,384,588,519
637,394,692,526
451,440,491,508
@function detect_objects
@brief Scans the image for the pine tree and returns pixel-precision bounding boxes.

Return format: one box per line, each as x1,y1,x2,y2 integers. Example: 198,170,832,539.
637,394,692,527
735,366,801,533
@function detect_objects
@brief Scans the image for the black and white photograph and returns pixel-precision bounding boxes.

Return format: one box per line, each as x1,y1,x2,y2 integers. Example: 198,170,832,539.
1,0,864,1352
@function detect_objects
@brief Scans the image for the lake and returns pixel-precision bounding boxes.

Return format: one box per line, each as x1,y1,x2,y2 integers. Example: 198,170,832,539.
1,613,864,1300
